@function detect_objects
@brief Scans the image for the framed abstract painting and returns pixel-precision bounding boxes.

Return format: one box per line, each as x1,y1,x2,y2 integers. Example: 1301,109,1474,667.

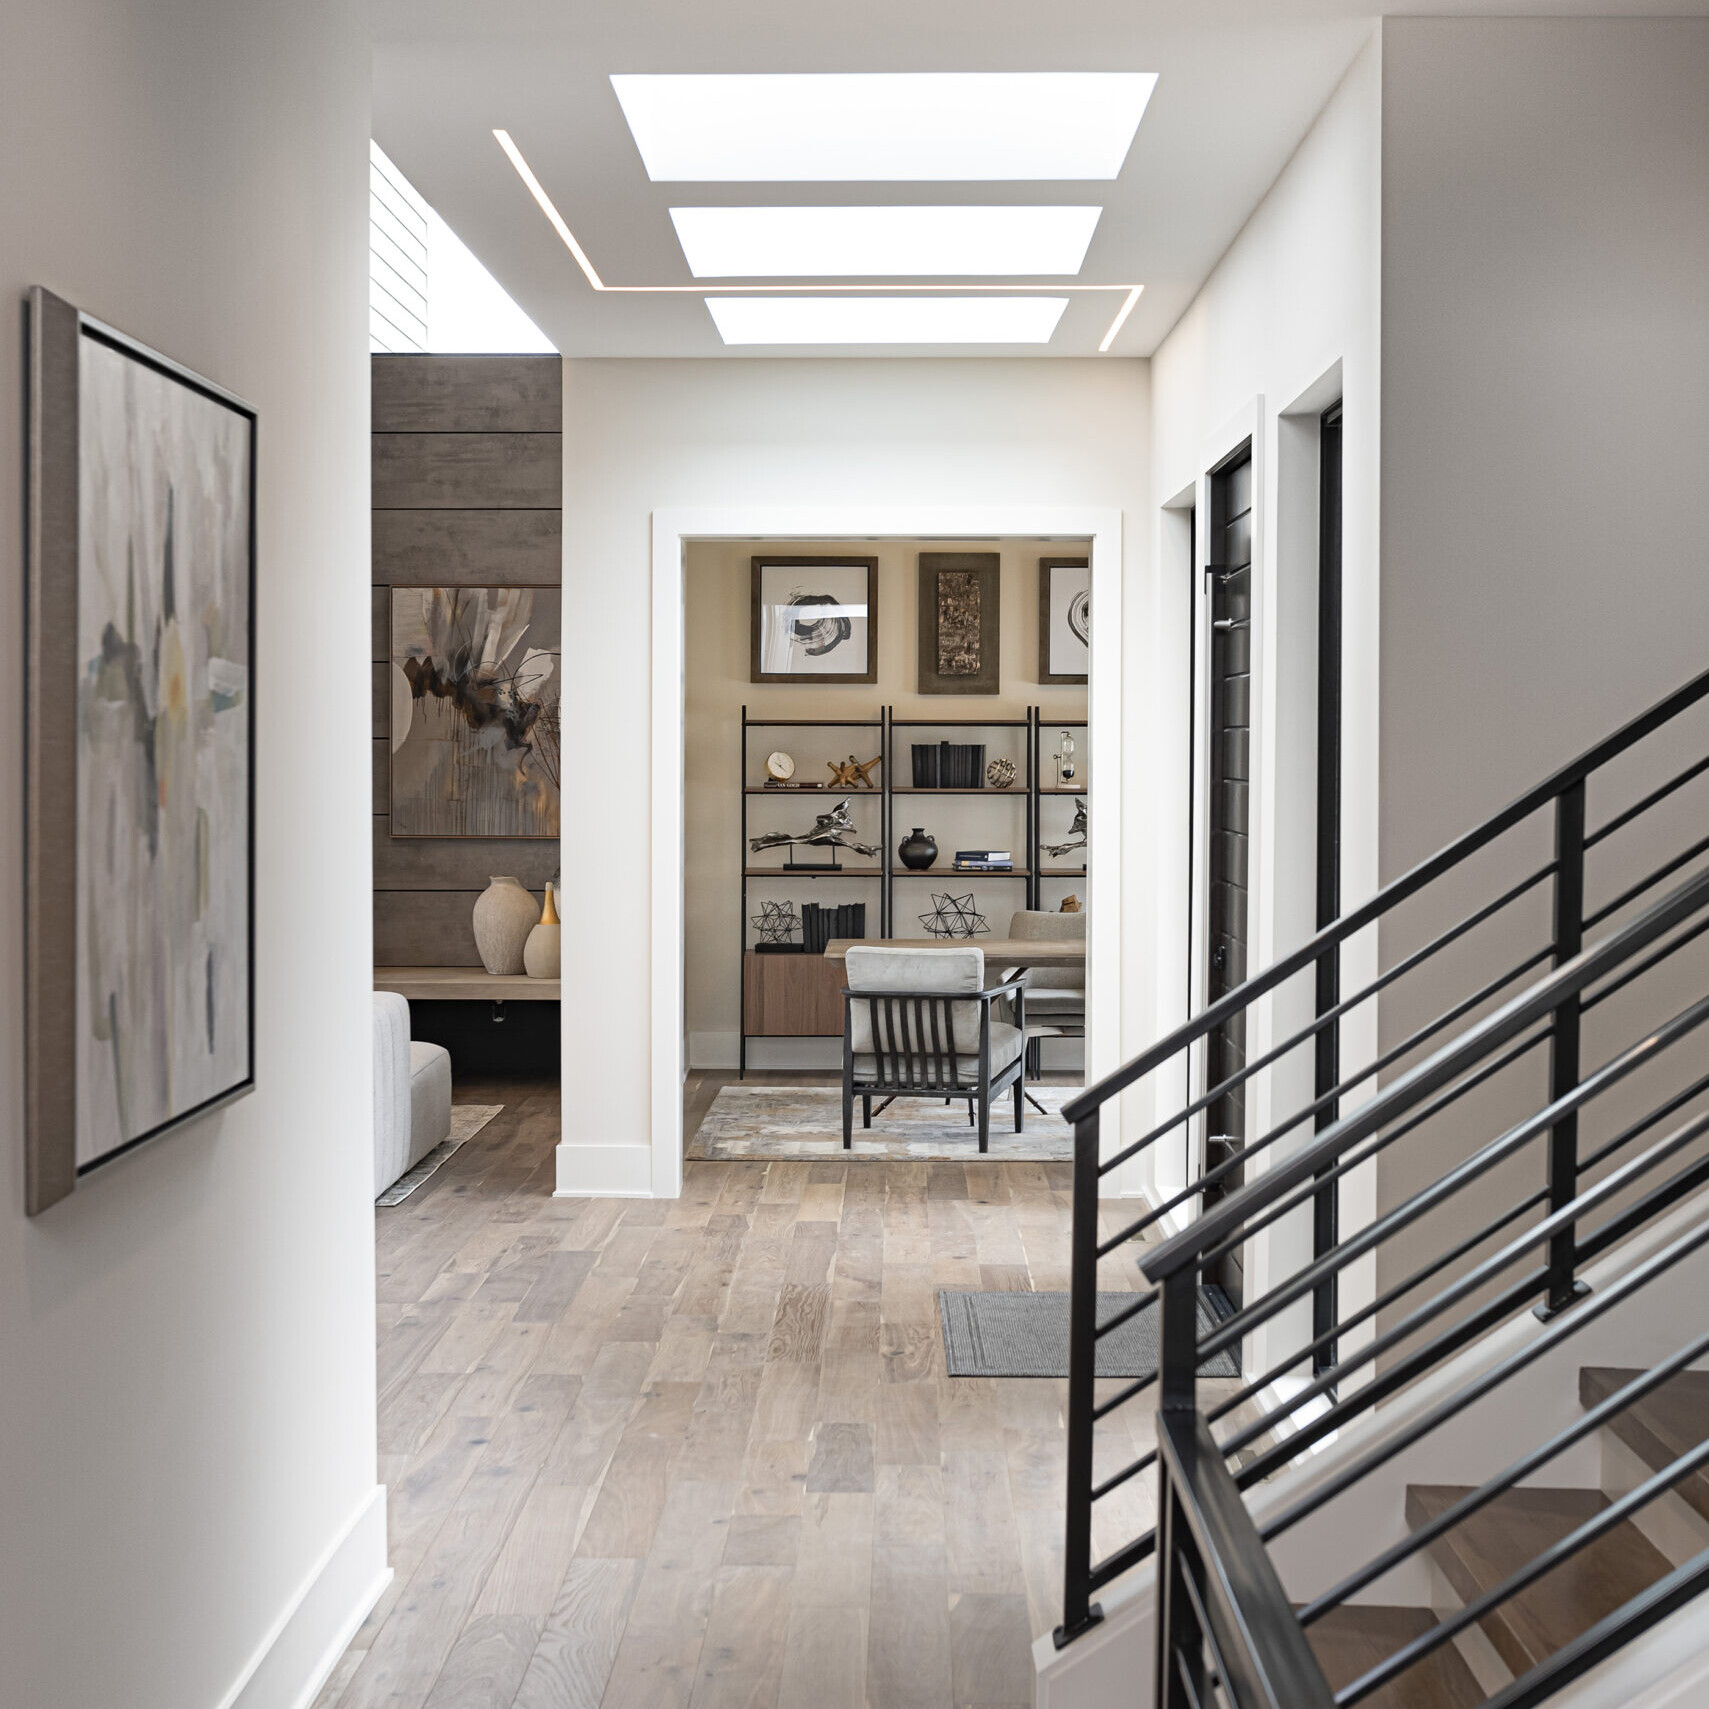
389,586,562,837
26,288,258,1213
1039,556,1090,684
750,556,878,684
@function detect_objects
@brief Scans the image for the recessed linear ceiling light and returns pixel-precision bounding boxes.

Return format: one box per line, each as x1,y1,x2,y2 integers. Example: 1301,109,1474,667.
611,73,1157,182
669,206,1102,278
705,296,1068,346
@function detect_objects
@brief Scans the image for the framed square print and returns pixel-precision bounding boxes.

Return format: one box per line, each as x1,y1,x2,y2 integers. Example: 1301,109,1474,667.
1039,556,1090,685
751,556,878,683
27,288,257,1213
918,552,1000,695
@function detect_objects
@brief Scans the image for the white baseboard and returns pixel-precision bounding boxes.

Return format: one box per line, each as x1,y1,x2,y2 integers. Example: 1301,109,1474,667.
555,1141,655,1197
217,1484,390,1709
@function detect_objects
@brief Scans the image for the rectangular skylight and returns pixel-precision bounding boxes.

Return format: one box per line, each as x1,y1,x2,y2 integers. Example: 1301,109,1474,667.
704,296,1068,346
612,73,1157,182
669,206,1102,278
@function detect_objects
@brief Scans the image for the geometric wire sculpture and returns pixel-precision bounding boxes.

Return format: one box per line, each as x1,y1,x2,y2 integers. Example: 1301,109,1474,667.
919,892,989,939
750,898,801,945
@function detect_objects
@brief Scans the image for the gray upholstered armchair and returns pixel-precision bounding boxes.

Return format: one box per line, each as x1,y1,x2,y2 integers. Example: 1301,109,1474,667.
840,945,1026,1152
1006,909,1087,1082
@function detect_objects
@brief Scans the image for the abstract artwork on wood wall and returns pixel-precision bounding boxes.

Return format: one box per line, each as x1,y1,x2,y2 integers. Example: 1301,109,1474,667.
26,288,257,1213
390,586,561,838
917,551,1001,694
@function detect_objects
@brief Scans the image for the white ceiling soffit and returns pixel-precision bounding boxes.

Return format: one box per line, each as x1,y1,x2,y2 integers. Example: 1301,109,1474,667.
668,205,1105,278
371,0,1389,357
705,295,1070,344
611,73,1157,181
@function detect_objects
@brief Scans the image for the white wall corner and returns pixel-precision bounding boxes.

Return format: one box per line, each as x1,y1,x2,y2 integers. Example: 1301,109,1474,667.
1034,1569,1157,1709
217,1485,389,1709
555,1142,656,1198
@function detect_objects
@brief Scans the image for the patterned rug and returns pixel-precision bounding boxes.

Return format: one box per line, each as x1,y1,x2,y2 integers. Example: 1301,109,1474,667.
376,1104,503,1205
688,1084,1078,1160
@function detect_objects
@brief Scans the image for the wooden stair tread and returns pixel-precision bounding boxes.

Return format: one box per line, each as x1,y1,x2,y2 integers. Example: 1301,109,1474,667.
1580,1367,1709,1524
1306,1605,1484,1709
1406,1484,1672,1677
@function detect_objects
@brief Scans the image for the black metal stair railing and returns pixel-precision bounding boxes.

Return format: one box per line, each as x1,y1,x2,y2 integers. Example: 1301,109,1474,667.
1140,868,1709,1708
1053,665,1709,1656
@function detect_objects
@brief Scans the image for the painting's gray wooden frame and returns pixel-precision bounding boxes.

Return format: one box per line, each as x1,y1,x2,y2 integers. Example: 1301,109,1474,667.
25,287,258,1214
917,551,1001,695
1038,555,1091,685
749,555,879,685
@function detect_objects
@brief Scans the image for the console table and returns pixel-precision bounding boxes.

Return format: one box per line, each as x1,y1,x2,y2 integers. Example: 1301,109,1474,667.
373,966,560,1002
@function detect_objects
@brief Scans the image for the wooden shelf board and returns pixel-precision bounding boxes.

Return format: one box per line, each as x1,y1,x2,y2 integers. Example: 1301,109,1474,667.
744,867,884,878
1039,787,1087,795
375,965,559,1000
891,718,1030,728
890,786,1028,795
743,786,882,796
744,718,883,728
1039,867,1088,877
895,868,1031,878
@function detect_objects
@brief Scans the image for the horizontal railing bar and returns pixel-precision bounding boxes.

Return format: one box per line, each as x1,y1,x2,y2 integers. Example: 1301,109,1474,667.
1203,1188,1550,1430
1191,1031,1551,1277
1575,1146,1709,1266
1579,1066,1709,1171
1299,1324,1709,1626
1584,828,1709,929
1063,667,1709,1125
1193,991,1709,1366
1092,862,1557,1179
1092,1370,1158,1422
1142,870,1709,1286
1257,1212,1709,1544
1087,1527,1156,1592
1093,1289,1158,1340
1235,1101,1709,1487
1096,944,1556,1253
1479,1545,1709,1709
1580,909,1709,1014
1338,1430,1709,1706
1091,1447,1156,1502
1584,750,1709,849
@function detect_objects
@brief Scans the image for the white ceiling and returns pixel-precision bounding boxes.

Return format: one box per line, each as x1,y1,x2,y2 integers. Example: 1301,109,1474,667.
370,0,1698,359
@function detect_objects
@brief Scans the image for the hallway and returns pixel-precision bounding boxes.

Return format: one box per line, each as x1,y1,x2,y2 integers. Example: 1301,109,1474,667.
315,1079,1157,1709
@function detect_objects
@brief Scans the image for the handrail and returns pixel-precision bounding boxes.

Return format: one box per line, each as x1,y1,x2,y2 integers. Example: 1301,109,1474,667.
1140,866,1709,1286
1061,663,1709,1126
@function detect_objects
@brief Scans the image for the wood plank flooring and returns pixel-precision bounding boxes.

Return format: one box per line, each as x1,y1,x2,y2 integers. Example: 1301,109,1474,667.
316,1072,1159,1709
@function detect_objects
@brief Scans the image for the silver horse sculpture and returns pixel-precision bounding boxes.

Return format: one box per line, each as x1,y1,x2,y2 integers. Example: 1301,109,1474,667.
749,797,880,859
1044,799,1088,860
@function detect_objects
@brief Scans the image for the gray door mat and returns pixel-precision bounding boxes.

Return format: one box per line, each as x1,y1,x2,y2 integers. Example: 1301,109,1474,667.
938,1288,1240,1379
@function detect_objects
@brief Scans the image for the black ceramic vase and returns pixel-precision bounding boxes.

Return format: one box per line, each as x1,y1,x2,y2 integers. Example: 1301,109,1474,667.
898,828,938,871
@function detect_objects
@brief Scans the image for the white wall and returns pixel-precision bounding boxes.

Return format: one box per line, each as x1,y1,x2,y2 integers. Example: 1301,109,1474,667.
560,358,1148,1191
0,6,381,1708
1144,38,1382,1358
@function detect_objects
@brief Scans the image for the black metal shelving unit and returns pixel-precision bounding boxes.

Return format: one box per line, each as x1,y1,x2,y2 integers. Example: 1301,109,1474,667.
1030,711,1091,907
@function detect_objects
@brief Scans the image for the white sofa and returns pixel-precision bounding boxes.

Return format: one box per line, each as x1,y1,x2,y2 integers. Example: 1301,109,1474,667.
373,992,452,1195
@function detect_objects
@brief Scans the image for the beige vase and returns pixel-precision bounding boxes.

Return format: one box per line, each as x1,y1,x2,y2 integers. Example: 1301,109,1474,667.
472,876,539,975
524,883,562,979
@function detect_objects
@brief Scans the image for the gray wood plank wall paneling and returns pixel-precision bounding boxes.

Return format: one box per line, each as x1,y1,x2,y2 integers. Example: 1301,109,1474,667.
372,509,562,585
374,820,558,891
372,354,561,433
371,353,562,989
372,432,561,509
375,890,484,966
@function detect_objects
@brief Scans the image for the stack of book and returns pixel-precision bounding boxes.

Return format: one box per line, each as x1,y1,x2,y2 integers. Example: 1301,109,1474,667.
801,902,866,954
953,850,1014,873
911,741,987,788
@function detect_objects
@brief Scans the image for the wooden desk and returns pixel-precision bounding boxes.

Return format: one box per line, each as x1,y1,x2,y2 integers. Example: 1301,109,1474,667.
374,966,560,1001
823,937,1084,970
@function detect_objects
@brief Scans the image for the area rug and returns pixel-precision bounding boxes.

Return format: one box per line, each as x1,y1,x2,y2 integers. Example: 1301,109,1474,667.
687,1084,1079,1160
938,1288,1240,1379
376,1105,503,1206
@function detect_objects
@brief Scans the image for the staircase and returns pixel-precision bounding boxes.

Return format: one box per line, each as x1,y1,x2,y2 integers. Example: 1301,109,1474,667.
1040,668,1709,1709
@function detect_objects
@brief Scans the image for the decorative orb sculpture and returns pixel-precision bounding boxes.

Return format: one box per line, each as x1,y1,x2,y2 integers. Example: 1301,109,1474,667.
986,757,1016,789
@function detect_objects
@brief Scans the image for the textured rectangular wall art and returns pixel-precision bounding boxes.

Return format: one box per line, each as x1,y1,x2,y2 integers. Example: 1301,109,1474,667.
390,586,561,837
27,289,257,1213
917,551,1001,694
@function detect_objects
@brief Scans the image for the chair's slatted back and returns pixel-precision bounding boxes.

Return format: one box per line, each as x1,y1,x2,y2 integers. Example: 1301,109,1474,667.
863,992,964,1090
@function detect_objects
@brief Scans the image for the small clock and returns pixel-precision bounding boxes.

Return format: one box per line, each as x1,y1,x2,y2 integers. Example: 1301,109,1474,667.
764,751,796,786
